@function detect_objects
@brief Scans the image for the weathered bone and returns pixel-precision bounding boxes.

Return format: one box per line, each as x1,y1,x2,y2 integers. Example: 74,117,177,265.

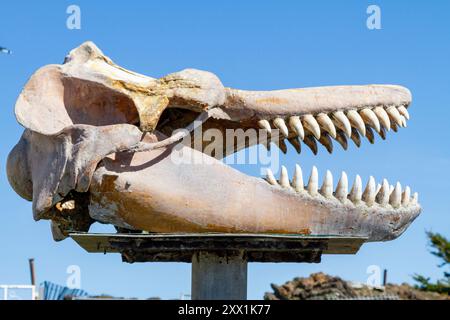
7,41,421,242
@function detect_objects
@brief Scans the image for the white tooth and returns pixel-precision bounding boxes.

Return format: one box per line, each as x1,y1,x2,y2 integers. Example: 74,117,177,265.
362,176,376,206
302,115,321,139
376,183,381,194
399,115,407,128
289,116,305,140
335,171,348,202
258,119,272,134
366,126,375,144
360,108,381,133
288,137,302,154
412,192,419,205
373,107,391,131
332,111,352,137
386,106,403,127
307,166,319,196
318,133,333,154
335,130,348,150
347,110,366,136
276,138,288,154
389,185,394,194
280,166,290,188
320,170,333,198
397,105,410,120
376,179,390,206
273,118,289,138
379,127,386,140
316,113,336,138
351,129,361,147
304,135,318,155
266,169,279,185
389,182,402,208
292,164,304,192
402,186,411,206
349,175,362,203
391,122,399,132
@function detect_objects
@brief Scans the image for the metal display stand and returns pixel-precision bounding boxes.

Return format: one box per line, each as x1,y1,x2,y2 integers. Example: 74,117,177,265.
70,233,366,300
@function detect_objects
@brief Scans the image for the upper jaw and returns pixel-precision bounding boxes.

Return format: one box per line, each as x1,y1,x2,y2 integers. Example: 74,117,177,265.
220,84,411,121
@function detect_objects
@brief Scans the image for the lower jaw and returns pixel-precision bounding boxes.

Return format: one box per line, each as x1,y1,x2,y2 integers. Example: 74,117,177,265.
87,142,420,242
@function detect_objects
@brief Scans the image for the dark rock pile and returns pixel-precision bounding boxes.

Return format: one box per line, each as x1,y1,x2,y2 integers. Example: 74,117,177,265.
264,272,449,300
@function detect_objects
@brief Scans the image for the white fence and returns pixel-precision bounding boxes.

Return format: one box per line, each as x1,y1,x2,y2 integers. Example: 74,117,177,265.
0,285,37,300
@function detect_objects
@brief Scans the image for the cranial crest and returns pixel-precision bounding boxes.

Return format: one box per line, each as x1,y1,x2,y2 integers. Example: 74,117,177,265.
7,42,420,242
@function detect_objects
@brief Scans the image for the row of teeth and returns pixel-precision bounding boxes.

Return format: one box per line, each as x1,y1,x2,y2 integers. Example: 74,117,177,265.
265,165,419,208
257,105,409,154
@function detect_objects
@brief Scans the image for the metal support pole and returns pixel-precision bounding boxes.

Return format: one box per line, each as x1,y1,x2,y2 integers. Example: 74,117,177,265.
191,251,247,300
28,258,36,286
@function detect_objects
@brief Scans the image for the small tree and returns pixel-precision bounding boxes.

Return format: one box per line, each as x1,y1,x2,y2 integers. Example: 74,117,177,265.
413,231,450,294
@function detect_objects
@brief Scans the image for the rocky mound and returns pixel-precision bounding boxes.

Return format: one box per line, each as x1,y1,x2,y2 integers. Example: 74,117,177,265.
264,272,449,300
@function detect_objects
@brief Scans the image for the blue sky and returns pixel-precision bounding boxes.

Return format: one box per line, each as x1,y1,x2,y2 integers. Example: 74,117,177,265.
0,1,449,299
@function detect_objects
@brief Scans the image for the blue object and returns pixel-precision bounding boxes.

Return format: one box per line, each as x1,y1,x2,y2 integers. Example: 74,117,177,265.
41,281,88,300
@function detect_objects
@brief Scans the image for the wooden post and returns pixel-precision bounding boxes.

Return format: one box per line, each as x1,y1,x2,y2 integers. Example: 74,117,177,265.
191,251,247,300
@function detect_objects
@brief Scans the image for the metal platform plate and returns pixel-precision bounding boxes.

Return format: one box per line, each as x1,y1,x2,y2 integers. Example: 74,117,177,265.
69,233,367,263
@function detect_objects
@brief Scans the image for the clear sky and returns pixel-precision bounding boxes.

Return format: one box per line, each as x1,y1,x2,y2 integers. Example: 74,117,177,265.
0,1,449,299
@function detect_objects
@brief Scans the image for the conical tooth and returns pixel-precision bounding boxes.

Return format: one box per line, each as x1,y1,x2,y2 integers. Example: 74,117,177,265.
320,170,333,198
391,122,399,132
349,175,362,203
389,182,402,208
289,116,305,140
258,119,272,134
302,115,321,139
362,176,376,206
376,183,381,194
266,169,278,185
303,135,318,155
402,186,411,206
376,179,390,206
335,130,348,150
350,128,361,147
332,111,352,137
292,164,304,192
273,118,289,138
411,192,419,205
366,126,375,144
288,137,302,154
280,166,290,188
373,107,391,131
307,166,319,196
318,133,333,154
335,171,348,201
399,115,407,128
347,110,366,136
397,105,410,120
360,108,381,133
276,139,288,154
386,106,403,127
378,127,386,140
316,113,336,138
